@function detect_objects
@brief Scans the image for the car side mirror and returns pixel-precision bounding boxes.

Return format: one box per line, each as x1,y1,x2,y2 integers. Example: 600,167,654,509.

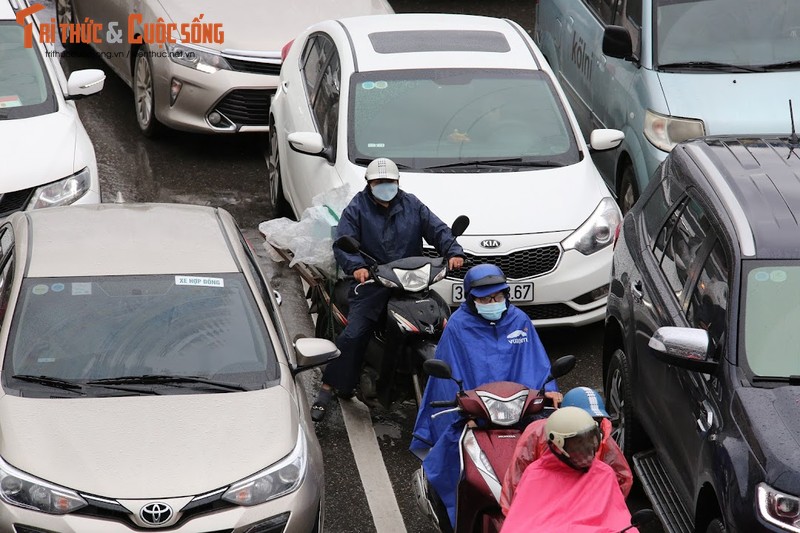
287,131,332,162
293,338,339,374
602,25,633,61
66,69,105,100
589,129,625,151
648,326,718,373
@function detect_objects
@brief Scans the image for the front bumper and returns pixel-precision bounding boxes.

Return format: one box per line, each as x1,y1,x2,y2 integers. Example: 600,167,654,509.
430,233,614,328
151,54,279,134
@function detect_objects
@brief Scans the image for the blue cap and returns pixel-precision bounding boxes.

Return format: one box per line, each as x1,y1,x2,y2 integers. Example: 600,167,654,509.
464,264,509,298
562,387,609,418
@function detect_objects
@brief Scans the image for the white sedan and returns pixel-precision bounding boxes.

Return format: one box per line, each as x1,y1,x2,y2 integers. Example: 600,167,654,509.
269,14,624,327
1,0,104,213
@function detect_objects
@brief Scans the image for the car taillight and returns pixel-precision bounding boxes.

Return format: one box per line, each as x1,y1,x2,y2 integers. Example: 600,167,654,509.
281,39,294,62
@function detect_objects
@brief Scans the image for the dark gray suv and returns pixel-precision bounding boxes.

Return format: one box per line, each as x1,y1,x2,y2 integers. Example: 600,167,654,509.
604,135,800,533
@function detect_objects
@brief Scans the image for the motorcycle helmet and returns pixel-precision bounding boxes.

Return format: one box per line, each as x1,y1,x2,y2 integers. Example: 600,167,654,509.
562,387,610,419
463,264,509,299
364,158,400,182
546,406,601,471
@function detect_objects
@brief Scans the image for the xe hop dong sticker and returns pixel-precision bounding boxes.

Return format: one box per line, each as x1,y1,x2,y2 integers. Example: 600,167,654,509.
175,276,224,288
71,282,92,295
0,96,22,108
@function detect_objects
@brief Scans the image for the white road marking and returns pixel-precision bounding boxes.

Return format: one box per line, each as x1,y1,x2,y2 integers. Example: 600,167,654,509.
340,394,408,533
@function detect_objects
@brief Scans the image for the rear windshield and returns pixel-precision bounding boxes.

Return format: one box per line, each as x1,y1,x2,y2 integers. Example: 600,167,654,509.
0,22,56,119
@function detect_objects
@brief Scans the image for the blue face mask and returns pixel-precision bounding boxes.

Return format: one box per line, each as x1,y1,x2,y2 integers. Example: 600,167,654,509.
371,182,398,202
475,300,507,321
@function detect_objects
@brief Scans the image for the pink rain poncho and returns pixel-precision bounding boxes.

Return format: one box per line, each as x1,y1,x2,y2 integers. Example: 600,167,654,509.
501,450,636,533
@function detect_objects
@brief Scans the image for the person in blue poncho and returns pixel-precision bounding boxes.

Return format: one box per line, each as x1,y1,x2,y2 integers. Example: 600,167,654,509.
411,263,562,530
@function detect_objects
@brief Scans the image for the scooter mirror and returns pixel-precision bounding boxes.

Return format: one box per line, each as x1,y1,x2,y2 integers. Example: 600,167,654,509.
335,235,361,254
423,359,453,380
630,508,656,527
451,215,470,238
550,355,577,380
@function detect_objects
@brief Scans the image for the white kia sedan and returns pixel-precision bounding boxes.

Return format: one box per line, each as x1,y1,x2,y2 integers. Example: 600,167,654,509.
1,0,103,214
0,204,337,531
269,14,624,327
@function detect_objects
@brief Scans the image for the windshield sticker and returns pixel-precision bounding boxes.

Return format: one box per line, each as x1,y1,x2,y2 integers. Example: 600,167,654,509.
754,271,769,282
32,284,49,295
0,96,22,108
175,276,224,288
37,357,55,363
361,81,376,90
367,143,386,148
72,282,92,295
51,283,65,292
374,81,388,89
770,270,787,282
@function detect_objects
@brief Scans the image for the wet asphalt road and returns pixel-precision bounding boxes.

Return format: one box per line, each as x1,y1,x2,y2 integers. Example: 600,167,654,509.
44,0,661,530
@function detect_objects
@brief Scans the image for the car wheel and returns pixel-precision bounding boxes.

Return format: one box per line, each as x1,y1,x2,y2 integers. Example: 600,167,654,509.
605,348,645,459
133,47,161,137
706,518,727,533
55,0,78,51
618,164,639,215
268,117,295,219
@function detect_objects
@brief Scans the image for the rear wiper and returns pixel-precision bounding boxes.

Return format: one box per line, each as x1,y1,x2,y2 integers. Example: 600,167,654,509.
11,374,85,392
658,61,766,73
423,158,565,170
354,158,411,169
757,60,800,71
87,374,248,391
751,375,800,385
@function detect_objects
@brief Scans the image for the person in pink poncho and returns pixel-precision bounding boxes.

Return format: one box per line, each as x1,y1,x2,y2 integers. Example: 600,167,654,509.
501,406,637,533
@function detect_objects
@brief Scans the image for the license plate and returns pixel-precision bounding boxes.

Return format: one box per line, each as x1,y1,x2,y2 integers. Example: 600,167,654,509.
451,282,534,303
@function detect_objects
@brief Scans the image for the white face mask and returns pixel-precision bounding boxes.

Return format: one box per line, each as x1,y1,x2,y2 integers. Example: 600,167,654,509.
371,182,398,202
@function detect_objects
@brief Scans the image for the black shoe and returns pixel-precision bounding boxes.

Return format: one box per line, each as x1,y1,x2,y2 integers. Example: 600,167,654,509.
311,388,334,422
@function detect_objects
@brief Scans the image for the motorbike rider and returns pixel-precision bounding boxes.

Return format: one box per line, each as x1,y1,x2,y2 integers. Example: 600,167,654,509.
311,157,465,422
501,407,636,533
410,263,561,529
500,386,633,515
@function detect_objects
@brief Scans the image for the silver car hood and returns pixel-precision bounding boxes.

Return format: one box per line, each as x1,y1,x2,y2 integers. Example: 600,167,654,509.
158,0,393,53
0,387,297,498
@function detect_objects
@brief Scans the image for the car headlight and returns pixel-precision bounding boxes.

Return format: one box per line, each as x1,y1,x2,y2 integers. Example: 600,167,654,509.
392,264,431,292
0,456,86,514
476,390,529,426
644,109,705,152
757,482,800,532
167,42,231,74
561,198,622,255
222,429,307,506
29,167,92,209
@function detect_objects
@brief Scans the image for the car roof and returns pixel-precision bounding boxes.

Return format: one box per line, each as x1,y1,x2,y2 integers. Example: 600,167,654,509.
19,204,241,277
681,137,800,258
336,14,541,72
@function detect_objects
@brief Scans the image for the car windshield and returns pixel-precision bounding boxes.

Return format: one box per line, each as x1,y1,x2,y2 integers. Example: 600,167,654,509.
348,68,580,170
0,22,56,119
740,263,800,380
655,0,800,69
3,274,279,396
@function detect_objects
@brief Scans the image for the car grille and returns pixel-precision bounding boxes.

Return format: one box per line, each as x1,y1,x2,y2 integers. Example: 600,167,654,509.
226,57,281,76
0,187,35,217
214,89,273,126
520,303,579,320
422,246,561,280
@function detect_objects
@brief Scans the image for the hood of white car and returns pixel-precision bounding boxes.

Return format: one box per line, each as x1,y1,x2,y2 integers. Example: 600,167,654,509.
0,387,297,498
3,112,77,192
159,0,393,53
398,161,609,235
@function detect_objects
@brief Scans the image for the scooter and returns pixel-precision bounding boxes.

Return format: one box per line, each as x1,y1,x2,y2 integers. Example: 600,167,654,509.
311,215,470,408
413,355,576,533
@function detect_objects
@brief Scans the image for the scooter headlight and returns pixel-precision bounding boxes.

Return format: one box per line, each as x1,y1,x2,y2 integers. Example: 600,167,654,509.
376,276,399,288
392,264,431,292
432,267,447,284
476,390,529,426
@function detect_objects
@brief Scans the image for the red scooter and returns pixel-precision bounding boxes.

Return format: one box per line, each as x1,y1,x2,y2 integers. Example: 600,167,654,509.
413,355,576,533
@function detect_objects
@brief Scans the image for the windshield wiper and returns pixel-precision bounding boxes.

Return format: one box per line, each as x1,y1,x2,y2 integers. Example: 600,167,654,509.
757,60,800,71
423,158,565,170
354,158,412,169
751,375,800,385
87,374,248,391
658,61,766,73
11,374,85,392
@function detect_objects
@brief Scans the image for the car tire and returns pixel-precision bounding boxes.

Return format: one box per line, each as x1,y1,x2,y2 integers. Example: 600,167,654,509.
605,348,646,460
268,116,295,219
55,0,79,51
618,164,639,215
133,47,161,137
706,518,727,533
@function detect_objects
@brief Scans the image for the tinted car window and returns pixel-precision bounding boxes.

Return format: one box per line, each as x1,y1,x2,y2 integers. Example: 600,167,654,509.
0,225,13,323
314,51,340,148
686,240,728,352
641,178,670,244
659,197,710,297
585,0,618,24
4,274,278,393
0,23,57,119
302,35,334,105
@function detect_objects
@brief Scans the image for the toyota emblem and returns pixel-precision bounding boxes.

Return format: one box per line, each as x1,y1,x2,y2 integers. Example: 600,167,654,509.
140,502,174,526
480,239,501,249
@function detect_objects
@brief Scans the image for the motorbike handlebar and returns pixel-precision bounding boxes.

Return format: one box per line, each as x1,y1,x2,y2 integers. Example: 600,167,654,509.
430,400,458,408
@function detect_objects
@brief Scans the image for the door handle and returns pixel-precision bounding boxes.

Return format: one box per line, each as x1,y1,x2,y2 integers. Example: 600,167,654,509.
631,280,643,301
280,81,289,94
696,401,715,434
